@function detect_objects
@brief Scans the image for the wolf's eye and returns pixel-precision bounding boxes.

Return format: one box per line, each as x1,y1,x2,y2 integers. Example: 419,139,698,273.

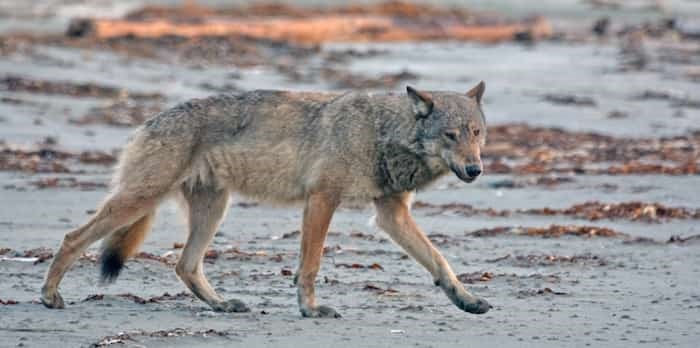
444,131,458,142
473,129,481,136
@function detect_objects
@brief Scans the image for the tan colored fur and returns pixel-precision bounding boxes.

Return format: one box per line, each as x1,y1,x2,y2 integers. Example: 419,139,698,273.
40,84,491,317
102,212,155,261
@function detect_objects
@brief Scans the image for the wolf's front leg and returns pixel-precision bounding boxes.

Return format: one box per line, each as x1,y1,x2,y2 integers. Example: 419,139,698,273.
295,192,341,318
374,193,491,314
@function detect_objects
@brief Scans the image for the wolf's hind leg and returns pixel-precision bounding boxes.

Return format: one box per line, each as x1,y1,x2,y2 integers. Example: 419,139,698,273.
374,193,491,314
176,183,248,313
41,193,160,309
295,192,341,318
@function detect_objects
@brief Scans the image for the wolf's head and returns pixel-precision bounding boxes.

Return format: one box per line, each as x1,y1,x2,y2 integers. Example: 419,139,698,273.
407,82,487,183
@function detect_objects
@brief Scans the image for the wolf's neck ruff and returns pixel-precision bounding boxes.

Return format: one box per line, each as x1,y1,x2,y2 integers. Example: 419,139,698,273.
375,142,443,194
374,121,447,194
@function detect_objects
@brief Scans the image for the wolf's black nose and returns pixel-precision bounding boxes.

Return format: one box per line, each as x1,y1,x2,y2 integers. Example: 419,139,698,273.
465,165,482,177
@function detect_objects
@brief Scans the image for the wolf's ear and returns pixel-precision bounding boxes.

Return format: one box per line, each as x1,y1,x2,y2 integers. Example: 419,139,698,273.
466,81,485,104
406,86,434,119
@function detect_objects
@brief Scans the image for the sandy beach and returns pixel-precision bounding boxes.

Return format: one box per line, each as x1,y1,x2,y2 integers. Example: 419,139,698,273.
1,1,699,347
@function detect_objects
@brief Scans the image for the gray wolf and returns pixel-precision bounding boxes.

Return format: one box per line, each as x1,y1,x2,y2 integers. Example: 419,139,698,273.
40,82,491,317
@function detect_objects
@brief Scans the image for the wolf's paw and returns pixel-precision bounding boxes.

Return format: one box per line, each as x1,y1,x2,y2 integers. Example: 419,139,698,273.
41,288,65,309
212,299,250,313
457,296,492,314
300,305,342,318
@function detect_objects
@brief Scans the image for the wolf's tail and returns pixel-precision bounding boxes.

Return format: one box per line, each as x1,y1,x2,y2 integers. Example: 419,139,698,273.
95,102,206,282
99,211,156,283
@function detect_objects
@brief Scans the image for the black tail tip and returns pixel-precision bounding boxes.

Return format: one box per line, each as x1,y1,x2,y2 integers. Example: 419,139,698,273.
99,250,124,283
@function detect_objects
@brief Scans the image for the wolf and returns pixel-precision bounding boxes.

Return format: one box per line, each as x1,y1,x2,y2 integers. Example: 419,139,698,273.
40,82,491,317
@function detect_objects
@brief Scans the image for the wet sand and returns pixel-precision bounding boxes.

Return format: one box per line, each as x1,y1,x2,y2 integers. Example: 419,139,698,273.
1,1,699,347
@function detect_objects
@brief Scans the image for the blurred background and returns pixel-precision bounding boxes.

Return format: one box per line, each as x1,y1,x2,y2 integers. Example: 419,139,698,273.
1,1,699,347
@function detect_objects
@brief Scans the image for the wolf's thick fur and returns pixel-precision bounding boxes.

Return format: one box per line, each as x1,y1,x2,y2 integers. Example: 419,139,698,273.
41,83,491,317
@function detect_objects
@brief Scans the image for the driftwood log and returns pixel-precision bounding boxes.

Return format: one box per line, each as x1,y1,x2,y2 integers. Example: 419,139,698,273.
68,15,552,44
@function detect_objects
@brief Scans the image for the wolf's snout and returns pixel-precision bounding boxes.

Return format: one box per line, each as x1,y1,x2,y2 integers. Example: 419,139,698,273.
465,164,482,178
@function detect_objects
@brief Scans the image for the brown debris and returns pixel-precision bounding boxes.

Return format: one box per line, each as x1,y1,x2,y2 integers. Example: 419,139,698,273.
412,201,510,217
523,201,700,222
336,262,385,271
0,75,162,100
124,2,220,21
487,253,609,267
1,146,71,173
519,225,621,238
92,328,228,347
485,254,512,263
79,151,117,165
80,294,149,304
222,248,271,261
82,294,106,302
116,294,148,305
363,284,399,295
72,2,552,44
606,161,698,175
78,251,99,263
281,230,301,239
148,292,193,302
0,299,19,305
457,271,494,284
84,34,318,68
126,1,477,22
22,247,54,264
517,287,568,298
204,249,219,260
466,226,511,237
82,291,192,305
134,251,177,265
468,225,623,238
1,143,117,173
349,231,384,241
0,31,315,70
484,123,700,175
414,199,698,223
458,271,565,284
